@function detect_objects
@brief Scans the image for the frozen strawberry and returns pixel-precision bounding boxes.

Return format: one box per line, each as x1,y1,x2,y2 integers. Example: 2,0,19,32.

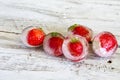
62,35,88,62
43,32,64,56
21,26,45,47
93,31,118,57
68,24,93,43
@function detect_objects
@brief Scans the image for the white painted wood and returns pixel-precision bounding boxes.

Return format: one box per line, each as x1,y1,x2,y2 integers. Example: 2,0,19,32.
0,0,120,80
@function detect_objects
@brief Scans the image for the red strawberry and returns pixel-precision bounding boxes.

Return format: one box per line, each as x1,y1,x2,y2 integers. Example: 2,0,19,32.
62,35,88,62
68,41,83,57
21,26,45,47
43,32,64,56
68,24,93,43
93,31,118,57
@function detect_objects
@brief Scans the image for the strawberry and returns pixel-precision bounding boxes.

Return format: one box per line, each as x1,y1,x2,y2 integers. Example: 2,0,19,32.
43,32,64,56
62,35,88,62
68,40,83,57
21,26,45,47
93,31,118,57
68,24,93,43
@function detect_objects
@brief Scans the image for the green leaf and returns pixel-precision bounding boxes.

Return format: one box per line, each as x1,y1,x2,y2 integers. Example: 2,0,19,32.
68,24,78,31
70,37,79,43
51,32,59,37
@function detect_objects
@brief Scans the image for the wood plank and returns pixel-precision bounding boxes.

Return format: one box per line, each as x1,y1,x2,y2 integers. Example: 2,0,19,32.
0,0,120,80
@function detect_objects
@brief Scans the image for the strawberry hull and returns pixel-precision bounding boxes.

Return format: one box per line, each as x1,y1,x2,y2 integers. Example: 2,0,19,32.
93,31,118,57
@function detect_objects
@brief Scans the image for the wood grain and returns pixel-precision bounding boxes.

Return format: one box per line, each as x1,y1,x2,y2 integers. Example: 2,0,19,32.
0,0,120,80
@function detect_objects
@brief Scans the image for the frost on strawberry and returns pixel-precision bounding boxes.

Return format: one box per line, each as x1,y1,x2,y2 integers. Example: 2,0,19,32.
43,32,64,56
62,35,88,62
93,31,118,57
21,26,45,47
68,24,93,43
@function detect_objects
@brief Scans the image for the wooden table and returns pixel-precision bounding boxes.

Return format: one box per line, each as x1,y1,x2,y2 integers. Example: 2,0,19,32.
0,0,120,80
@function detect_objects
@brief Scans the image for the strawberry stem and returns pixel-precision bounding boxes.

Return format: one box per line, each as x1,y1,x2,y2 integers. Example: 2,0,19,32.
68,24,78,31
39,27,42,30
51,32,59,37
70,37,79,43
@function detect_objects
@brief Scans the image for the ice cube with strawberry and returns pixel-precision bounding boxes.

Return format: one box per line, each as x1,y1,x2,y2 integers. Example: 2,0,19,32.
68,24,93,43
92,31,118,57
43,32,64,56
21,26,45,47
62,35,88,62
